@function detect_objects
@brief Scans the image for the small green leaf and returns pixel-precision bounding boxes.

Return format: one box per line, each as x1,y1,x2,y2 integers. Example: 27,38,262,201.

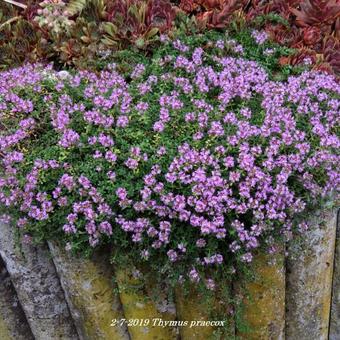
145,27,159,40
102,22,118,37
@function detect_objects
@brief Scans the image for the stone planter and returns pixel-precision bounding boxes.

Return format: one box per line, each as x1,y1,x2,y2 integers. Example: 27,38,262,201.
48,241,129,340
286,206,338,340
0,257,33,340
114,267,178,340
0,205,338,340
175,286,219,340
330,209,340,340
0,222,78,340
237,245,285,340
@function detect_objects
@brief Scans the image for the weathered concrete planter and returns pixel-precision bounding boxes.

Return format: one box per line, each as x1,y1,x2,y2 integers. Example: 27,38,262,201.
237,245,285,340
0,205,338,340
0,222,78,340
48,241,129,340
330,209,340,340
175,286,218,340
114,267,178,340
0,257,33,340
175,284,236,339
286,206,338,340
0,317,11,340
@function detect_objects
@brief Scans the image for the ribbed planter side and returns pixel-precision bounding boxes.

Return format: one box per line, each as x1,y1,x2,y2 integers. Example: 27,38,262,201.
0,257,34,340
114,268,178,340
48,241,129,340
0,222,78,340
329,209,340,340
286,206,337,340
0,317,11,340
237,245,285,340
175,286,234,340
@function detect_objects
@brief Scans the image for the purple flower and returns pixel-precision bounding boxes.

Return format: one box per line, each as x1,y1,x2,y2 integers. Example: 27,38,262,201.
189,267,200,283
206,278,216,290
98,133,114,147
125,158,139,170
105,151,117,163
167,249,178,262
251,30,268,45
240,252,253,263
63,224,77,234
59,129,79,148
131,64,145,79
215,40,225,49
99,221,112,235
116,187,128,200
59,174,75,190
116,116,129,128
107,171,116,181
196,239,206,248
153,121,165,132
78,175,92,189
141,249,150,259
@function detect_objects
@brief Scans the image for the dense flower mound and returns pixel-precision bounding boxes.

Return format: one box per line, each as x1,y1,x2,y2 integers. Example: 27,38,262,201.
0,36,339,286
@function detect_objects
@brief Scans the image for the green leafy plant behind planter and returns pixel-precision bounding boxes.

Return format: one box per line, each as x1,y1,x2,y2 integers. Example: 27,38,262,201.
0,2,50,70
1,0,339,73
34,0,177,67
178,0,340,75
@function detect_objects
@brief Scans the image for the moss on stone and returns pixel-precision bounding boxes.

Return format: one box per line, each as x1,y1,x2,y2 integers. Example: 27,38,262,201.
114,267,178,340
238,246,285,340
286,207,337,339
0,316,12,340
48,242,129,340
175,286,217,340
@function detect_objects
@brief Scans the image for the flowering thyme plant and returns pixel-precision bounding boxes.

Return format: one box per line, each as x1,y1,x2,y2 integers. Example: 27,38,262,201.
0,32,339,289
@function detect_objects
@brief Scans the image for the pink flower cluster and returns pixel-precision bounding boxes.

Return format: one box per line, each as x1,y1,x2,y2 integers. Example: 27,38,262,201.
0,38,339,286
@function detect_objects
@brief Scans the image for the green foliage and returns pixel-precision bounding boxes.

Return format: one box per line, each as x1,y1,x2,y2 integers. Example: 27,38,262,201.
66,0,89,16
1,0,339,74
0,3,49,69
1,27,338,334
252,13,290,28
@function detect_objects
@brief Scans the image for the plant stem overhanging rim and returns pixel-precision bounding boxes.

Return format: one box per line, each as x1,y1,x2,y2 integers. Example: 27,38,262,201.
0,15,22,31
1,0,27,9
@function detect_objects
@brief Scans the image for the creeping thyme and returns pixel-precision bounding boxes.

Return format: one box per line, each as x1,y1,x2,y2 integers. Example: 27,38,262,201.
0,33,339,290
